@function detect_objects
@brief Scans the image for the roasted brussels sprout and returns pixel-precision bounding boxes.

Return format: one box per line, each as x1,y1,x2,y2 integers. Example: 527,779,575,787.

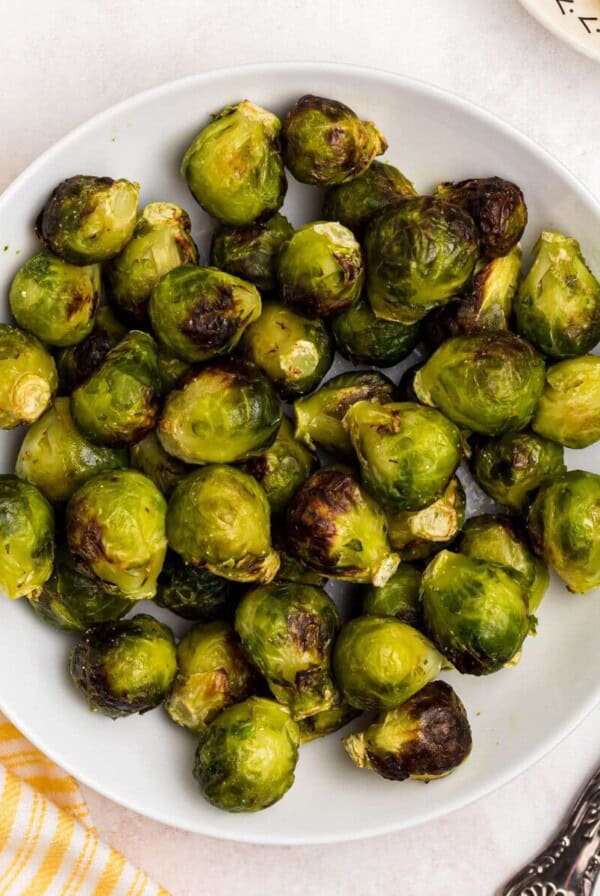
514,232,600,358
414,333,545,435
343,681,471,781
130,431,192,497
385,477,466,561
0,476,54,599
158,360,281,464
331,297,421,367
421,550,530,675
69,615,176,718
242,417,317,514
241,302,333,399
282,95,386,186
106,202,198,320
210,214,294,292
286,467,399,586
297,691,360,743
532,356,600,449
155,550,241,621
57,306,127,393
435,177,527,258
167,465,279,584
0,325,57,429
365,197,478,324
322,161,416,234
181,100,286,225
363,565,422,627
294,370,395,457
278,221,363,318
528,470,600,594
66,469,167,600
156,346,190,395
273,538,328,586
37,175,139,264
165,621,256,734
193,696,299,812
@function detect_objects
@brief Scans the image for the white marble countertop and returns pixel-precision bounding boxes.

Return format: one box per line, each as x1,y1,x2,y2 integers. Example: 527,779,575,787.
3,1,600,893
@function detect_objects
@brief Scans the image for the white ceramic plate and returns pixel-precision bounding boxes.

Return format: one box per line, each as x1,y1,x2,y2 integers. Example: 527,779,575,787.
518,0,600,62
0,63,599,845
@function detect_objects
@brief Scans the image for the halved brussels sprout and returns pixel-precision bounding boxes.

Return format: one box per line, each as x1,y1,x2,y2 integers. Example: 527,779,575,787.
0,476,54,599
130,431,192,497
332,296,421,367
322,161,416,234
155,551,241,621
0,325,58,429
210,214,294,292
181,100,286,225
57,306,127,393
37,175,140,264
242,417,317,514
273,537,328,586
532,356,600,449
363,565,423,627
282,95,386,186
69,614,176,718
156,346,190,396
297,690,360,743
385,477,466,562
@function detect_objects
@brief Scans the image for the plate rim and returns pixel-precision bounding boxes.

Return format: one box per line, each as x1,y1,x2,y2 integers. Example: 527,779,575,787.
517,0,600,63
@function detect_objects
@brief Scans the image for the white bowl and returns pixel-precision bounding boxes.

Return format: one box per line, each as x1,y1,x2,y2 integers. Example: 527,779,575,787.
518,0,600,63
0,63,599,845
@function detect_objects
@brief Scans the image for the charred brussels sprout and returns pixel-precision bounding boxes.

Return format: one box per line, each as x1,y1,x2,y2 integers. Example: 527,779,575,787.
298,691,360,743
130,431,192,497
37,175,139,264
0,325,57,429
57,306,127,393
156,347,190,395
210,214,293,292
193,696,299,812
0,476,54,599
166,465,279,584
363,565,423,627
528,470,600,594
181,101,286,226
243,417,317,514
322,161,416,234
514,232,600,358
532,356,600,449
332,297,421,367
385,477,466,561
155,551,241,621
69,615,176,718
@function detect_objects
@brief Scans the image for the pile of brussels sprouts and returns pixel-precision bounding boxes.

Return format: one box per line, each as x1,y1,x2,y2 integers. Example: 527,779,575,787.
1,94,600,814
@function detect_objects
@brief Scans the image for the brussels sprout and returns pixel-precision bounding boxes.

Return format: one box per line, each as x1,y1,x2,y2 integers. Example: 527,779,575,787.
67,469,167,600
322,161,417,234
297,691,360,743
69,615,177,718
278,222,363,318
343,681,471,781
130,431,192,497
331,297,421,367
235,582,340,719
294,370,395,457
514,232,600,358
149,264,261,364
282,95,386,186
71,331,160,447
286,467,399,586
242,417,317,514
155,551,241,621
158,360,281,464
421,550,530,675
363,565,423,627
106,202,198,320
241,302,333,399
165,621,256,734
167,465,279,584
210,214,294,292
414,333,545,435
365,197,479,324
345,401,463,510
156,346,190,396
37,175,140,264
181,100,286,226
0,325,57,429
273,537,328,586
193,696,299,812
385,477,466,561
0,476,54,599
435,177,527,258
532,356,600,449
57,306,127,393
528,470,600,594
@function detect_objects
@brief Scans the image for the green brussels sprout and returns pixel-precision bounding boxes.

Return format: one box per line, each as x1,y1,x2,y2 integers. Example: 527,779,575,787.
331,296,421,367
282,95,387,186
0,475,54,599
343,681,471,781
385,477,466,561
363,565,423,627
149,264,261,364
528,470,600,594
106,202,198,320
435,177,527,258
193,696,299,812
297,690,360,743
28,546,133,631
181,100,286,226
155,550,241,621
158,360,281,465
69,615,177,718
156,346,190,396
242,417,317,514
294,370,395,457
365,197,479,324
130,431,192,497
241,302,333,399
210,214,294,292
286,467,399,586
165,621,256,734
414,333,545,435
278,221,364,318
322,160,417,234
235,582,340,720
345,401,463,510
421,550,530,675
71,330,160,447
273,537,328,586
57,306,127,393
532,356,600,449
0,325,58,429
514,232,600,358
37,175,140,264
67,469,167,600
167,465,279,584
